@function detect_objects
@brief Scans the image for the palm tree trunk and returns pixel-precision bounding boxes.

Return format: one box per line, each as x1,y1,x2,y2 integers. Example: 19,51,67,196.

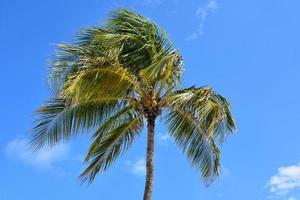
143,116,155,200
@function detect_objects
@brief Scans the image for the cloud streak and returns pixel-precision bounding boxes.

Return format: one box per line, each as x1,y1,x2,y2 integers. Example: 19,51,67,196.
5,136,70,169
158,133,171,142
186,0,218,41
126,158,146,176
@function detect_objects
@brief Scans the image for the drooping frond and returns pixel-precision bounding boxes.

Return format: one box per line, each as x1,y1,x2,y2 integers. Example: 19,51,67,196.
31,97,128,150
90,106,136,141
166,106,221,181
165,86,236,181
80,112,144,183
167,86,236,141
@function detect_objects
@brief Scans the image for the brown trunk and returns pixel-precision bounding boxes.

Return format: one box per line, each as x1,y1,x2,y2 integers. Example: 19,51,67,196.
143,117,155,200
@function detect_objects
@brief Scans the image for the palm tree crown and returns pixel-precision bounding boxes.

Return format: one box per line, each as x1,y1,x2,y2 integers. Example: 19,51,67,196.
31,9,236,200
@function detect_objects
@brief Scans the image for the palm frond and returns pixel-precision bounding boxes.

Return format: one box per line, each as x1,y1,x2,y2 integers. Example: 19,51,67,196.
31,97,127,150
80,113,144,183
107,9,180,80
63,66,140,103
49,43,124,94
140,50,183,90
90,106,137,144
165,107,221,182
165,86,236,181
49,9,182,97
167,86,236,141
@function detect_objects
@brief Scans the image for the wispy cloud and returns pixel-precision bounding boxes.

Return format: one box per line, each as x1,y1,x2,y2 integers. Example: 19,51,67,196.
5,136,70,169
158,133,171,142
186,0,219,41
267,163,300,199
156,133,173,146
126,158,146,176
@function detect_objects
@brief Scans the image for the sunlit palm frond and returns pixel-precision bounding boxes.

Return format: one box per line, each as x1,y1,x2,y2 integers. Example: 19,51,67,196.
49,43,124,94
62,66,140,103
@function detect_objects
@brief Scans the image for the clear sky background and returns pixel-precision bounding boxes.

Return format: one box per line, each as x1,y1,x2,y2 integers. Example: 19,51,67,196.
1,0,300,200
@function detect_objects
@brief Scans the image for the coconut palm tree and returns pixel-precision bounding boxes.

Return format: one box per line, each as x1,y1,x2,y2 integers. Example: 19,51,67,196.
31,9,236,200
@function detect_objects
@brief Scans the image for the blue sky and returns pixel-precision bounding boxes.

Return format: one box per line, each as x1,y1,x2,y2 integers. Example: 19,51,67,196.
1,0,300,199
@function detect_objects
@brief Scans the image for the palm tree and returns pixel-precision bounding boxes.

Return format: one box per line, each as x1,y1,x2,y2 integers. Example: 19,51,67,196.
31,9,236,200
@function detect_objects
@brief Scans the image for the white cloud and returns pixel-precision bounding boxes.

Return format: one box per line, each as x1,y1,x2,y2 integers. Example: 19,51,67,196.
159,133,171,141
157,133,173,146
186,0,219,41
221,166,231,176
5,136,70,169
126,158,146,176
267,163,300,199
185,33,199,42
